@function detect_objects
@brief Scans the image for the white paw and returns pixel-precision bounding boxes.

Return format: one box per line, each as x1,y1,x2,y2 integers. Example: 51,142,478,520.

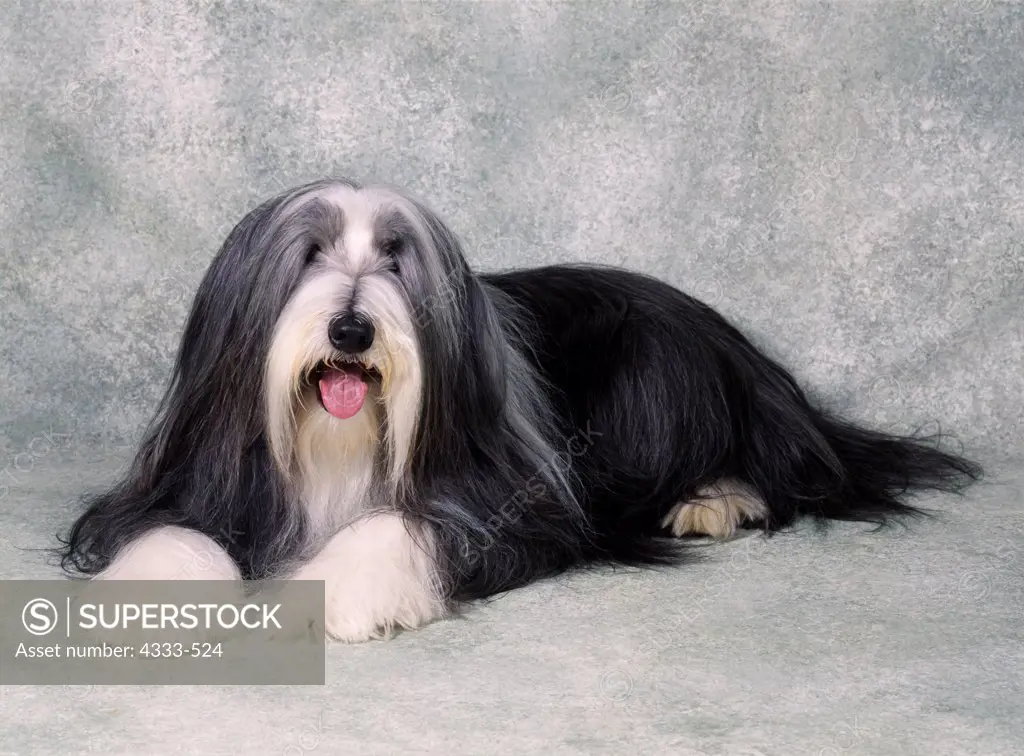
95,526,243,581
661,480,767,539
292,513,447,643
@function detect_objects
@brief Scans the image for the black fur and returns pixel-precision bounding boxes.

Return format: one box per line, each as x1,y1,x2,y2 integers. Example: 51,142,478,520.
59,181,982,605
480,265,981,588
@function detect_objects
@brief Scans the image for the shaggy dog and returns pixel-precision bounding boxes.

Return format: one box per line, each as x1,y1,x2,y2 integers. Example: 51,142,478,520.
60,179,980,641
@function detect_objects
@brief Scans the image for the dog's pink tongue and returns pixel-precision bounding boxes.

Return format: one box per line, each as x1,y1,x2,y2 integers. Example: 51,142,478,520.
319,367,368,419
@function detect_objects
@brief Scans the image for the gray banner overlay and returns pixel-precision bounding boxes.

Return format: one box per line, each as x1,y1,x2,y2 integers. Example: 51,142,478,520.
1,581,325,685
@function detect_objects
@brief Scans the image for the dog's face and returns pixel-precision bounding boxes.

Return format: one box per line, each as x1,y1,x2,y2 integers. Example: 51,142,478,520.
262,184,462,497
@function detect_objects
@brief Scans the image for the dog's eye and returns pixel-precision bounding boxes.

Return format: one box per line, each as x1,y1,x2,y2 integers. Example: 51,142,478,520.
380,239,402,272
380,238,402,258
305,245,321,265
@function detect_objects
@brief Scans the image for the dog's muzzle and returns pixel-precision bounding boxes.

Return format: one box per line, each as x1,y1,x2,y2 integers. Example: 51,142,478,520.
317,314,379,420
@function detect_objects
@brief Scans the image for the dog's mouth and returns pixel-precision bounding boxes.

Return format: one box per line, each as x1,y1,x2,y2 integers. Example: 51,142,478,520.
310,359,382,420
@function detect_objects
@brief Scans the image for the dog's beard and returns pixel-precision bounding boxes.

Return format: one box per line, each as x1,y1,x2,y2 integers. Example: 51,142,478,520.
265,264,423,535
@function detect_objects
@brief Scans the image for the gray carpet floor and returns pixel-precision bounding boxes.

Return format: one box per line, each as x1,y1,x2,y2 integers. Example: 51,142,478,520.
1,451,1021,755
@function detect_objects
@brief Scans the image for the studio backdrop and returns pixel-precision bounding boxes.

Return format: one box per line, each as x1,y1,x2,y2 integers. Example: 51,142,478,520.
1,2,1021,479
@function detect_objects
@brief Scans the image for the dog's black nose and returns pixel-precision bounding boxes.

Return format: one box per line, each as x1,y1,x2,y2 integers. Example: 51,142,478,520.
328,314,375,353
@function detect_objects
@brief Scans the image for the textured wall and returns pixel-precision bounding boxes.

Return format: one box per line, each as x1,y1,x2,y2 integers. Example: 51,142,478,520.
1,0,1022,464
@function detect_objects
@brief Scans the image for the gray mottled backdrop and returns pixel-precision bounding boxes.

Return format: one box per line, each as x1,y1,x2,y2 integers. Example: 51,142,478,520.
1,2,1022,755
2,0,1021,460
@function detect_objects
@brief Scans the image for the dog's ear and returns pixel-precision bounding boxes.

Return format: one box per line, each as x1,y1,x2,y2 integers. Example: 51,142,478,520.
159,195,297,464
399,242,585,601
59,187,329,579
446,273,511,421
397,199,511,449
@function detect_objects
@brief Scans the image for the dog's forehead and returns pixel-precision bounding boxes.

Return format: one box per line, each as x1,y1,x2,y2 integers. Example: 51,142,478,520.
341,204,376,267
313,185,401,268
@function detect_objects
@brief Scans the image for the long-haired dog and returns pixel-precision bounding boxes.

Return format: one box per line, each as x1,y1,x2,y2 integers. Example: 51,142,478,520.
60,178,981,641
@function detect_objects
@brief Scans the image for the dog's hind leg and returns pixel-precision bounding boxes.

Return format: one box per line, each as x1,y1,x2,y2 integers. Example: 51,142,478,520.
660,480,767,539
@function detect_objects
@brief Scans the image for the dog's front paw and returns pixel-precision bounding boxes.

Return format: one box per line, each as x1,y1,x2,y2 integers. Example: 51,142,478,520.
322,599,390,644
293,513,448,643
321,582,391,643
320,569,445,643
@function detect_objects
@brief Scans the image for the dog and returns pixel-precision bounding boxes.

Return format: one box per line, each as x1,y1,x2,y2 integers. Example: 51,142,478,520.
59,178,981,641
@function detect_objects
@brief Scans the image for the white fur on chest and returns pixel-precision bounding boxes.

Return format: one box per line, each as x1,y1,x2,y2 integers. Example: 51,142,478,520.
294,399,383,543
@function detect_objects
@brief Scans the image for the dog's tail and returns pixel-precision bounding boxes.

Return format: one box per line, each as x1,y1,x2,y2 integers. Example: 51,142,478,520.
805,415,981,522
740,358,982,527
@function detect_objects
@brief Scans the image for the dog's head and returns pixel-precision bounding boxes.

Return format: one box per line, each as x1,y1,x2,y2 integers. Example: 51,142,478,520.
166,180,495,498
